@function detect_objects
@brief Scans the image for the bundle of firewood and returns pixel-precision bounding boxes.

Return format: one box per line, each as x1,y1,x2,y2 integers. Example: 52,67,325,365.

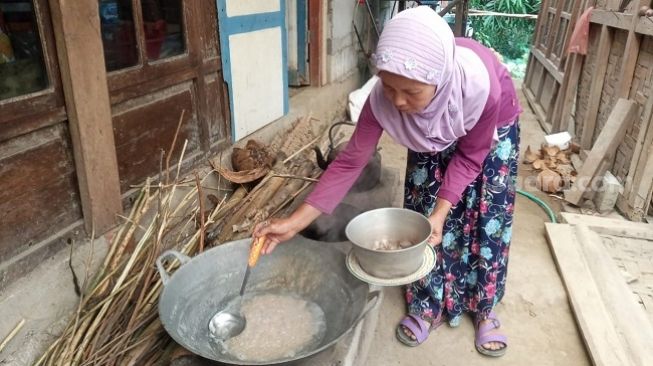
523,144,579,193
35,115,326,365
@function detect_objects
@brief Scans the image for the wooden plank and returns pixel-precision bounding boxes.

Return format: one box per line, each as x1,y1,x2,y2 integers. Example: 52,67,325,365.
0,107,67,142
635,15,653,37
544,223,631,366
561,212,653,240
581,25,613,149
576,225,653,366
565,99,639,205
615,2,646,98
590,9,631,31
591,8,653,37
555,54,584,132
50,0,122,233
531,48,564,83
523,86,552,134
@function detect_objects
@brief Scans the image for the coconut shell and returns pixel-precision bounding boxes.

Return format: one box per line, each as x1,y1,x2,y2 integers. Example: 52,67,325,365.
556,151,570,164
532,159,547,170
231,139,275,172
536,169,563,193
555,163,575,176
524,145,541,164
543,146,560,157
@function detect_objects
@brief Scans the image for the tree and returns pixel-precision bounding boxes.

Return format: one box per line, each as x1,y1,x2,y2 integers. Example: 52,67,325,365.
468,0,541,60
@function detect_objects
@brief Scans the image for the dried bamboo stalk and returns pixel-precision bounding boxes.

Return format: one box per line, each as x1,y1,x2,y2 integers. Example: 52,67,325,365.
0,318,24,353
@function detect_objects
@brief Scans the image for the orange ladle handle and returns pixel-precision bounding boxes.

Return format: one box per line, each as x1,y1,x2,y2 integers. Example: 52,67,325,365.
248,236,266,267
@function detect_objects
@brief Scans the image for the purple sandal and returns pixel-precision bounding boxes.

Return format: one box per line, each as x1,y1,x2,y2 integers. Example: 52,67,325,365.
395,313,443,347
474,311,508,357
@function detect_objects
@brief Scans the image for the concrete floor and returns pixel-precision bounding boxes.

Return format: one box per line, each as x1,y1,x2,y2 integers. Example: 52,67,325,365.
0,82,592,366
364,85,591,365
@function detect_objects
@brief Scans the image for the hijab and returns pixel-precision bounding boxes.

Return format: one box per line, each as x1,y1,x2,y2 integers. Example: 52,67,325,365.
370,6,491,152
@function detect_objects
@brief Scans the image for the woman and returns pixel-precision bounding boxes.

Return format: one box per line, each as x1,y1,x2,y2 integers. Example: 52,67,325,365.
254,6,520,357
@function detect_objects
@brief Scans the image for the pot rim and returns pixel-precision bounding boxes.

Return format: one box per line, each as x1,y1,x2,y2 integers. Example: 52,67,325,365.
345,207,431,253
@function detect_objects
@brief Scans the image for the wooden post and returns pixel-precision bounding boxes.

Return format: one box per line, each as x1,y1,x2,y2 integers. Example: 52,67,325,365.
581,25,613,149
49,0,122,233
453,0,467,37
615,1,646,99
309,0,322,86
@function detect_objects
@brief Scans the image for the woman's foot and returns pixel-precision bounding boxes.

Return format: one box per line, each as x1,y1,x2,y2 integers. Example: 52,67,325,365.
396,314,442,347
401,318,431,341
474,311,507,357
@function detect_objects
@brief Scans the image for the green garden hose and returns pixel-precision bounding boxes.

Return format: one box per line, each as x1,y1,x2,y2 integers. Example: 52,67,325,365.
517,189,557,223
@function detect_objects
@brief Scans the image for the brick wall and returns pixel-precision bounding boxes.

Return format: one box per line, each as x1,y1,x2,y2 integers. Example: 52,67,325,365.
574,24,653,184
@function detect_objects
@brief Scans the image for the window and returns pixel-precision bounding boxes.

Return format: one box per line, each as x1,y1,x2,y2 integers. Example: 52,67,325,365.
99,0,139,71
141,0,185,60
99,0,185,71
0,0,48,101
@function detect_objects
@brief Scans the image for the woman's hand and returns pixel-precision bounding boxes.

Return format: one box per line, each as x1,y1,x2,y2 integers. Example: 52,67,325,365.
427,213,446,246
253,217,300,254
252,203,322,254
427,198,452,246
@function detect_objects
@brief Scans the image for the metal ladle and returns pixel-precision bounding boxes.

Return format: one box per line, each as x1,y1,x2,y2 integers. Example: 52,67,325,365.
208,236,266,341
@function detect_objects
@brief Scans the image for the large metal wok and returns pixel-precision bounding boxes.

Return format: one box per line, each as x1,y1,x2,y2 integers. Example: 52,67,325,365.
156,236,379,365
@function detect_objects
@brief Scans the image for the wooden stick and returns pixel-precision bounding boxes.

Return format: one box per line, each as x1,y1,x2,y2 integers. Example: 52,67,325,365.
195,172,206,252
271,174,319,182
0,318,25,353
283,134,322,164
165,109,185,184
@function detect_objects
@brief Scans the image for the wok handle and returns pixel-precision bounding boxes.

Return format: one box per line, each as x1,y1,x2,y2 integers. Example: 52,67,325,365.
156,250,191,286
351,290,382,329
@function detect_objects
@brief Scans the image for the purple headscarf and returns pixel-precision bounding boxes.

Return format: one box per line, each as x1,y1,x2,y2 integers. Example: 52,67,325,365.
370,6,491,153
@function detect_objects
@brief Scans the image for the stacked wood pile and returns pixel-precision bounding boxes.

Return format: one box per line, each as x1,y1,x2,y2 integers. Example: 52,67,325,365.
34,115,327,365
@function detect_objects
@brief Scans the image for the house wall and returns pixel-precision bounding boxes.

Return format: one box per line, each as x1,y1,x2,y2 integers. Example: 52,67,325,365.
326,0,360,83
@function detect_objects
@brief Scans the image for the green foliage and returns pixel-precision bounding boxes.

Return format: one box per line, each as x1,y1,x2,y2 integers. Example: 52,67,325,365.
468,0,541,78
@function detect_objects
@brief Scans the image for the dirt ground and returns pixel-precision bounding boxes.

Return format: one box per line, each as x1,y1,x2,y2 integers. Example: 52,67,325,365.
364,84,592,365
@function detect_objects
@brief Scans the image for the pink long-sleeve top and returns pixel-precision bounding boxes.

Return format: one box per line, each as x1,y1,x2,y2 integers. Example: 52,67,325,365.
305,38,522,214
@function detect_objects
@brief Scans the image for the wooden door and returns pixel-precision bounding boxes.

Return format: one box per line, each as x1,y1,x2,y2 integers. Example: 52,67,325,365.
216,0,289,141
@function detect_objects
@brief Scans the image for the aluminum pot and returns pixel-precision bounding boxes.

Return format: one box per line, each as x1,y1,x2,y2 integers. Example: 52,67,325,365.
156,236,379,365
345,208,432,279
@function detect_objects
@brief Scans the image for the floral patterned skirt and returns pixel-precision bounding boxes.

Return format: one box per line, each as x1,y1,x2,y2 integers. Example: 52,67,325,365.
403,121,519,326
